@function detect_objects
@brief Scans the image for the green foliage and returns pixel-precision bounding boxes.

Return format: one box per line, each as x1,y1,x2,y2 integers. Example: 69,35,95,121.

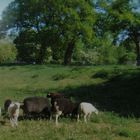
73,35,136,65
0,0,139,65
1,0,96,65
98,45,117,65
0,39,17,64
119,52,136,64
100,0,140,65
73,48,99,65
93,33,118,65
116,46,136,64
43,47,53,64
14,29,40,63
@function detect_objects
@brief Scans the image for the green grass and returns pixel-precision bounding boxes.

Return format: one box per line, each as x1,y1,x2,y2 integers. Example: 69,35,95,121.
0,64,140,140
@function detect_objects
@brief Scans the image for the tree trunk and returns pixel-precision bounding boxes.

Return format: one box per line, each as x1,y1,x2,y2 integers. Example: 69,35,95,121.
64,42,75,65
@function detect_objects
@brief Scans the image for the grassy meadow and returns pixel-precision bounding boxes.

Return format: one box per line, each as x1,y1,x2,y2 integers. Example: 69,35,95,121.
0,64,140,140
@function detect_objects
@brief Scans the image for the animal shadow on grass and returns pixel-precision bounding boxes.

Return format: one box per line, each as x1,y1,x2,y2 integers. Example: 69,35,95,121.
60,71,140,118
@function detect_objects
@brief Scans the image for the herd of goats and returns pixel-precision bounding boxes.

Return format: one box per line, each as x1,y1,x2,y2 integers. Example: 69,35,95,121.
0,93,99,127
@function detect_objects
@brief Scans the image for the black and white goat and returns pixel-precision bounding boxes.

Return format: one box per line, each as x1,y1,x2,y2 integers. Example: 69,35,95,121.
51,98,79,125
8,102,20,127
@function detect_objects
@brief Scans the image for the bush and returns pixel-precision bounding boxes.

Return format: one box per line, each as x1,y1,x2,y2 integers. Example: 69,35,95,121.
73,34,118,65
0,39,17,64
42,47,53,64
98,45,118,65
116,46,136,65
118,52,136,64
16,43,40,63
73,47,100,65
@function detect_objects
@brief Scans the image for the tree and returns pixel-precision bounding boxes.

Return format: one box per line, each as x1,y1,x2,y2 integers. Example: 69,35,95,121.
14,29,40,63
98,0,140,65
0,0,96,65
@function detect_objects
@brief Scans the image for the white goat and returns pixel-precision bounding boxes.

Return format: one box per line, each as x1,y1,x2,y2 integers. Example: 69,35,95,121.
77,102,98,123
8,102,20,127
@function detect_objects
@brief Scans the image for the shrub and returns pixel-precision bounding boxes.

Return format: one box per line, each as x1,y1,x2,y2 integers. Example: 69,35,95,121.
0,39,17,64
73,48,100,65
118,52,136,64
116,46,136,64
16,43,40,63
98,45,118,65
43,47,53,64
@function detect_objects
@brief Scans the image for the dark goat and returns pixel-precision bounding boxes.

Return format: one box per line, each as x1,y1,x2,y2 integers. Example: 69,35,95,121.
4,99,12,112
21,97,51,119
51,98,80,125
47,92,64,104
47,92,64,99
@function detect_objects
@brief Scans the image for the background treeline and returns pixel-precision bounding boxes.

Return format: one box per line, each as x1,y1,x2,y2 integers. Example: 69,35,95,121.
0,0,139,65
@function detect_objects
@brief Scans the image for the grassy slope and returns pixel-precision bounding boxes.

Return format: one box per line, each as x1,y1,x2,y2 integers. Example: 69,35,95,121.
0,64,140,140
